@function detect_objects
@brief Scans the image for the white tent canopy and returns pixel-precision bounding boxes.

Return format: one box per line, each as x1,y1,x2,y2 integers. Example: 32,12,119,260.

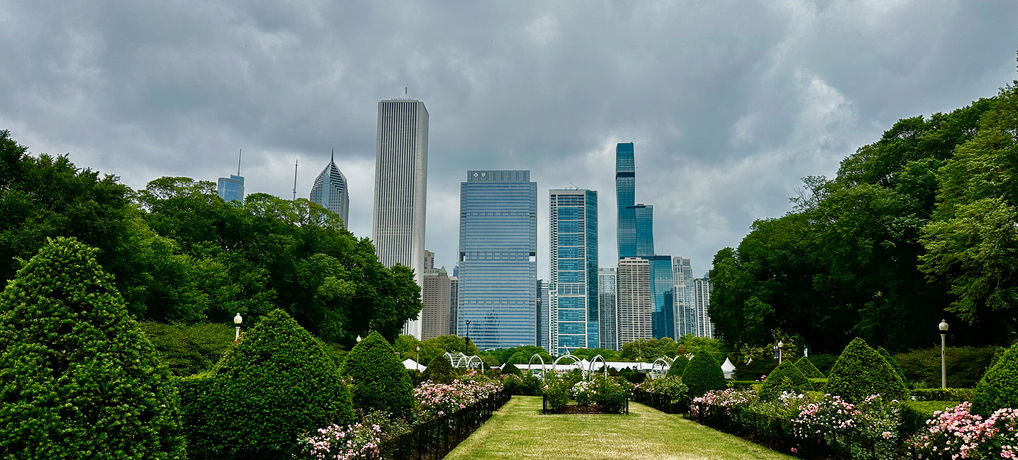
402,358,426,371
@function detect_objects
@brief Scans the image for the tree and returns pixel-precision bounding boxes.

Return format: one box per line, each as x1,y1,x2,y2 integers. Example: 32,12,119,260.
0,237,186,459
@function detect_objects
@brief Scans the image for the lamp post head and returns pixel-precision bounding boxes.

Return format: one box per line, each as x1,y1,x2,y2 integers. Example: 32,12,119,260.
778,341,783,348
939,319,949,332
233,313,243,325
356,335,362,343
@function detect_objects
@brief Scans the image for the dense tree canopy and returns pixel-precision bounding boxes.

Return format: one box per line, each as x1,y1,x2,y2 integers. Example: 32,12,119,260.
709,83,1016,353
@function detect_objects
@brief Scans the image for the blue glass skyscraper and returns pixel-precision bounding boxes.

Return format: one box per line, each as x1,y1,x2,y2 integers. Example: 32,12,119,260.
616,143,636,259
457,170,537,350
218,149,244,203
549,189,598,355
650,255,674,340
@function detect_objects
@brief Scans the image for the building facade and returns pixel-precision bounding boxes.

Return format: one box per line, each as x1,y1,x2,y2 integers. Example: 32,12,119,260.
421,250,451,340
616,257,653,348
218,175,244,203
650,255,674,340
449,275,458,336
457,170,537,350
536,279,549,351
616,143,636,259
693,274,714,338
598,268,617,350
549,189,598,355
671,257,695,338
310,152,350,227
372,99,429,338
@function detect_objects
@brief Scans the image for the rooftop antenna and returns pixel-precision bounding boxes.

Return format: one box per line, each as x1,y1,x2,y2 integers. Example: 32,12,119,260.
237,149,242,176
405,87,408,96
292,159,298,200
331,147,334,163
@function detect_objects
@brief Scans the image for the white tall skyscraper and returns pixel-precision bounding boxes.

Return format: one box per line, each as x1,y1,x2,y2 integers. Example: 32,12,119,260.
671,256,695,338
310,151,350,228
694,274,714,338
617,257,652,349
372,98,429,338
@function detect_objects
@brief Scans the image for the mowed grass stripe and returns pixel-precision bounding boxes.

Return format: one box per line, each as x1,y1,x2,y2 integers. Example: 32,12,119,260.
445,396,794,460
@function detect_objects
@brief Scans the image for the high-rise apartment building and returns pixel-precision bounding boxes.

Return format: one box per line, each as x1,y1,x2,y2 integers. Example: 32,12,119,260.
693,274,714,338
421,250,451,339
671,257,695,338
598,268,618,350
549,189,598,355
536,280,549,351
372,99,429,338
617,257,653,348
449,275,459,336
650,255,674,340
310,151,350,228
457,170,537,350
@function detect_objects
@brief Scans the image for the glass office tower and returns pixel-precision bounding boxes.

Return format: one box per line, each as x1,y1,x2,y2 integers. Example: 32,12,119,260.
549,189,598,355
616,143,636,259
310,151,350,228
536,280,549,351
650,255,674,339
457,170,537,350
672,257,695,338
218,175,245,203
598,268,618,350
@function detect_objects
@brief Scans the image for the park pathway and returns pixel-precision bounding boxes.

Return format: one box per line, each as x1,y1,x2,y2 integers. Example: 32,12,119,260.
444,396,794,460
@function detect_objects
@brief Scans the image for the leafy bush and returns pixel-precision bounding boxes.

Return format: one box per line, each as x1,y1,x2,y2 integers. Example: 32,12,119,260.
908,401,1018,459
911,388,973,402
501,362,523,376
342,330,415,416
727,380,757,389
570,380,595,406
972,340,1018,415
805,353,839,376
733,357,778,381
899,400,960,436
795,356,825,378
639,376,688,405
896,346,999,388
0,237,186,459
414,380,502,421
666,357,689,377
682,352,727,397
139,321,235,376
619,368,647,384
877,346,906,382
181,309,355,457
826,337,909,403
502,373,542,395
420,354,457,384
542,375,571,412
792,394,902,458
758,360,814,401
592,375,631,413
808,378,828,392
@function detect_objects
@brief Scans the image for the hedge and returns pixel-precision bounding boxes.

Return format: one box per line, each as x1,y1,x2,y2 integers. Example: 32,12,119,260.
900,400,961,436
795,356,825,378
826,337,909,404
896,346,998,388
420,354,457,384
682,353,727,398
666,357,689,377
972,340,1018,416
181,309,355,457
0,237,186,459
808,378,828,392
758,360,814,401
912,388,974,402
342,330,415,416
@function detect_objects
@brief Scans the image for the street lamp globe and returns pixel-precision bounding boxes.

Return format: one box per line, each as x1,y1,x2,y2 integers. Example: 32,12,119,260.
939,319,949,332
233,313,243,325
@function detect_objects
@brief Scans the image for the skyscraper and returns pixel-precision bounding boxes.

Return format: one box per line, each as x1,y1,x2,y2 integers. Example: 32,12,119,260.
310,150,350,227
617,257,653,349
549,189,598,355
650,255,674,340
457,170,537,350
218,149,244,203
671,257,695,338
372,99,429,338
421,250,451,339
598,268,618,350
536,279,549,351
449,274,459,336
616,143,636,259
694,274,714,338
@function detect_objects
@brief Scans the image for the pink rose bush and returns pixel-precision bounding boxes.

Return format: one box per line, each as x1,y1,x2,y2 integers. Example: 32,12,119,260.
909,401,1018,459
414,379,503,422
792,394,901,458
299,422,382,460
690,388,753,418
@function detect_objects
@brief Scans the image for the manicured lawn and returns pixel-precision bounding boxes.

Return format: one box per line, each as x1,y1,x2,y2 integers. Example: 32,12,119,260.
445,396,795,460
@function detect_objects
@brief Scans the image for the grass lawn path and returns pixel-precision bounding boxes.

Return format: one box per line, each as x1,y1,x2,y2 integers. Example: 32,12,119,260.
445,396,795,460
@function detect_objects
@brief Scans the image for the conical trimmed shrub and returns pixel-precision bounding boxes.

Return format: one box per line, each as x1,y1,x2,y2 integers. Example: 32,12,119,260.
759,360,814,401
421,354,458,384
501,362,523,376
972,340,1018,416
0,237,186,459
342,330,414,416
826,338,909,403
667,357,689,377
181,309,355,457
877,346,907,382
795,356,825,378
681,353,726,397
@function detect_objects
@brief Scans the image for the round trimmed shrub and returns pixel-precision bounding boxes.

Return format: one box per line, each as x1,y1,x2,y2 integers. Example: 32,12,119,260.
666,357,689,377
759,360,814,401
342,330,414,416
501,362,523,376
182,309,355,457
420,354,457,384
0,237,186,459
826,337,909,403
795,356,825,378
681,353,726,397
877,346,907,382
972,340,1018,416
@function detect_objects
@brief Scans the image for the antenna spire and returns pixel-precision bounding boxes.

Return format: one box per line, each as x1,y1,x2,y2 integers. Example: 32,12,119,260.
237,149,242,175
331,147,334,163
405,86,408,96
292,159,298,200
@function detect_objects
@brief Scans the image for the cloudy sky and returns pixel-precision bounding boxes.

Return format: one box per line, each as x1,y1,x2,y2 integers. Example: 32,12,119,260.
2,1,1016,279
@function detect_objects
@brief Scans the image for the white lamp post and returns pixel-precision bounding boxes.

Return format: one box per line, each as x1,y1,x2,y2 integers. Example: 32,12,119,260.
778,341,784,364
940,319,949,388
233,313,243,341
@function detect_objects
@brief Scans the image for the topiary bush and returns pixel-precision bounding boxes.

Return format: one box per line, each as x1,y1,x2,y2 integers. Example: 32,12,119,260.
666,357,689,377
342,330,414,416
501,362,523,376
972,340,1018,416
877,346,906,382
795,356,825,379
681,352,727,397
0,237,186,459
181,309,355,457
420,354,457,384
139,321,235,376
758,360,814,401
826,337,909,404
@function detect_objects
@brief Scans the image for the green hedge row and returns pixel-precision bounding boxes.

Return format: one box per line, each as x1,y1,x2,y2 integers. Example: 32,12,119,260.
911,388,973,402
